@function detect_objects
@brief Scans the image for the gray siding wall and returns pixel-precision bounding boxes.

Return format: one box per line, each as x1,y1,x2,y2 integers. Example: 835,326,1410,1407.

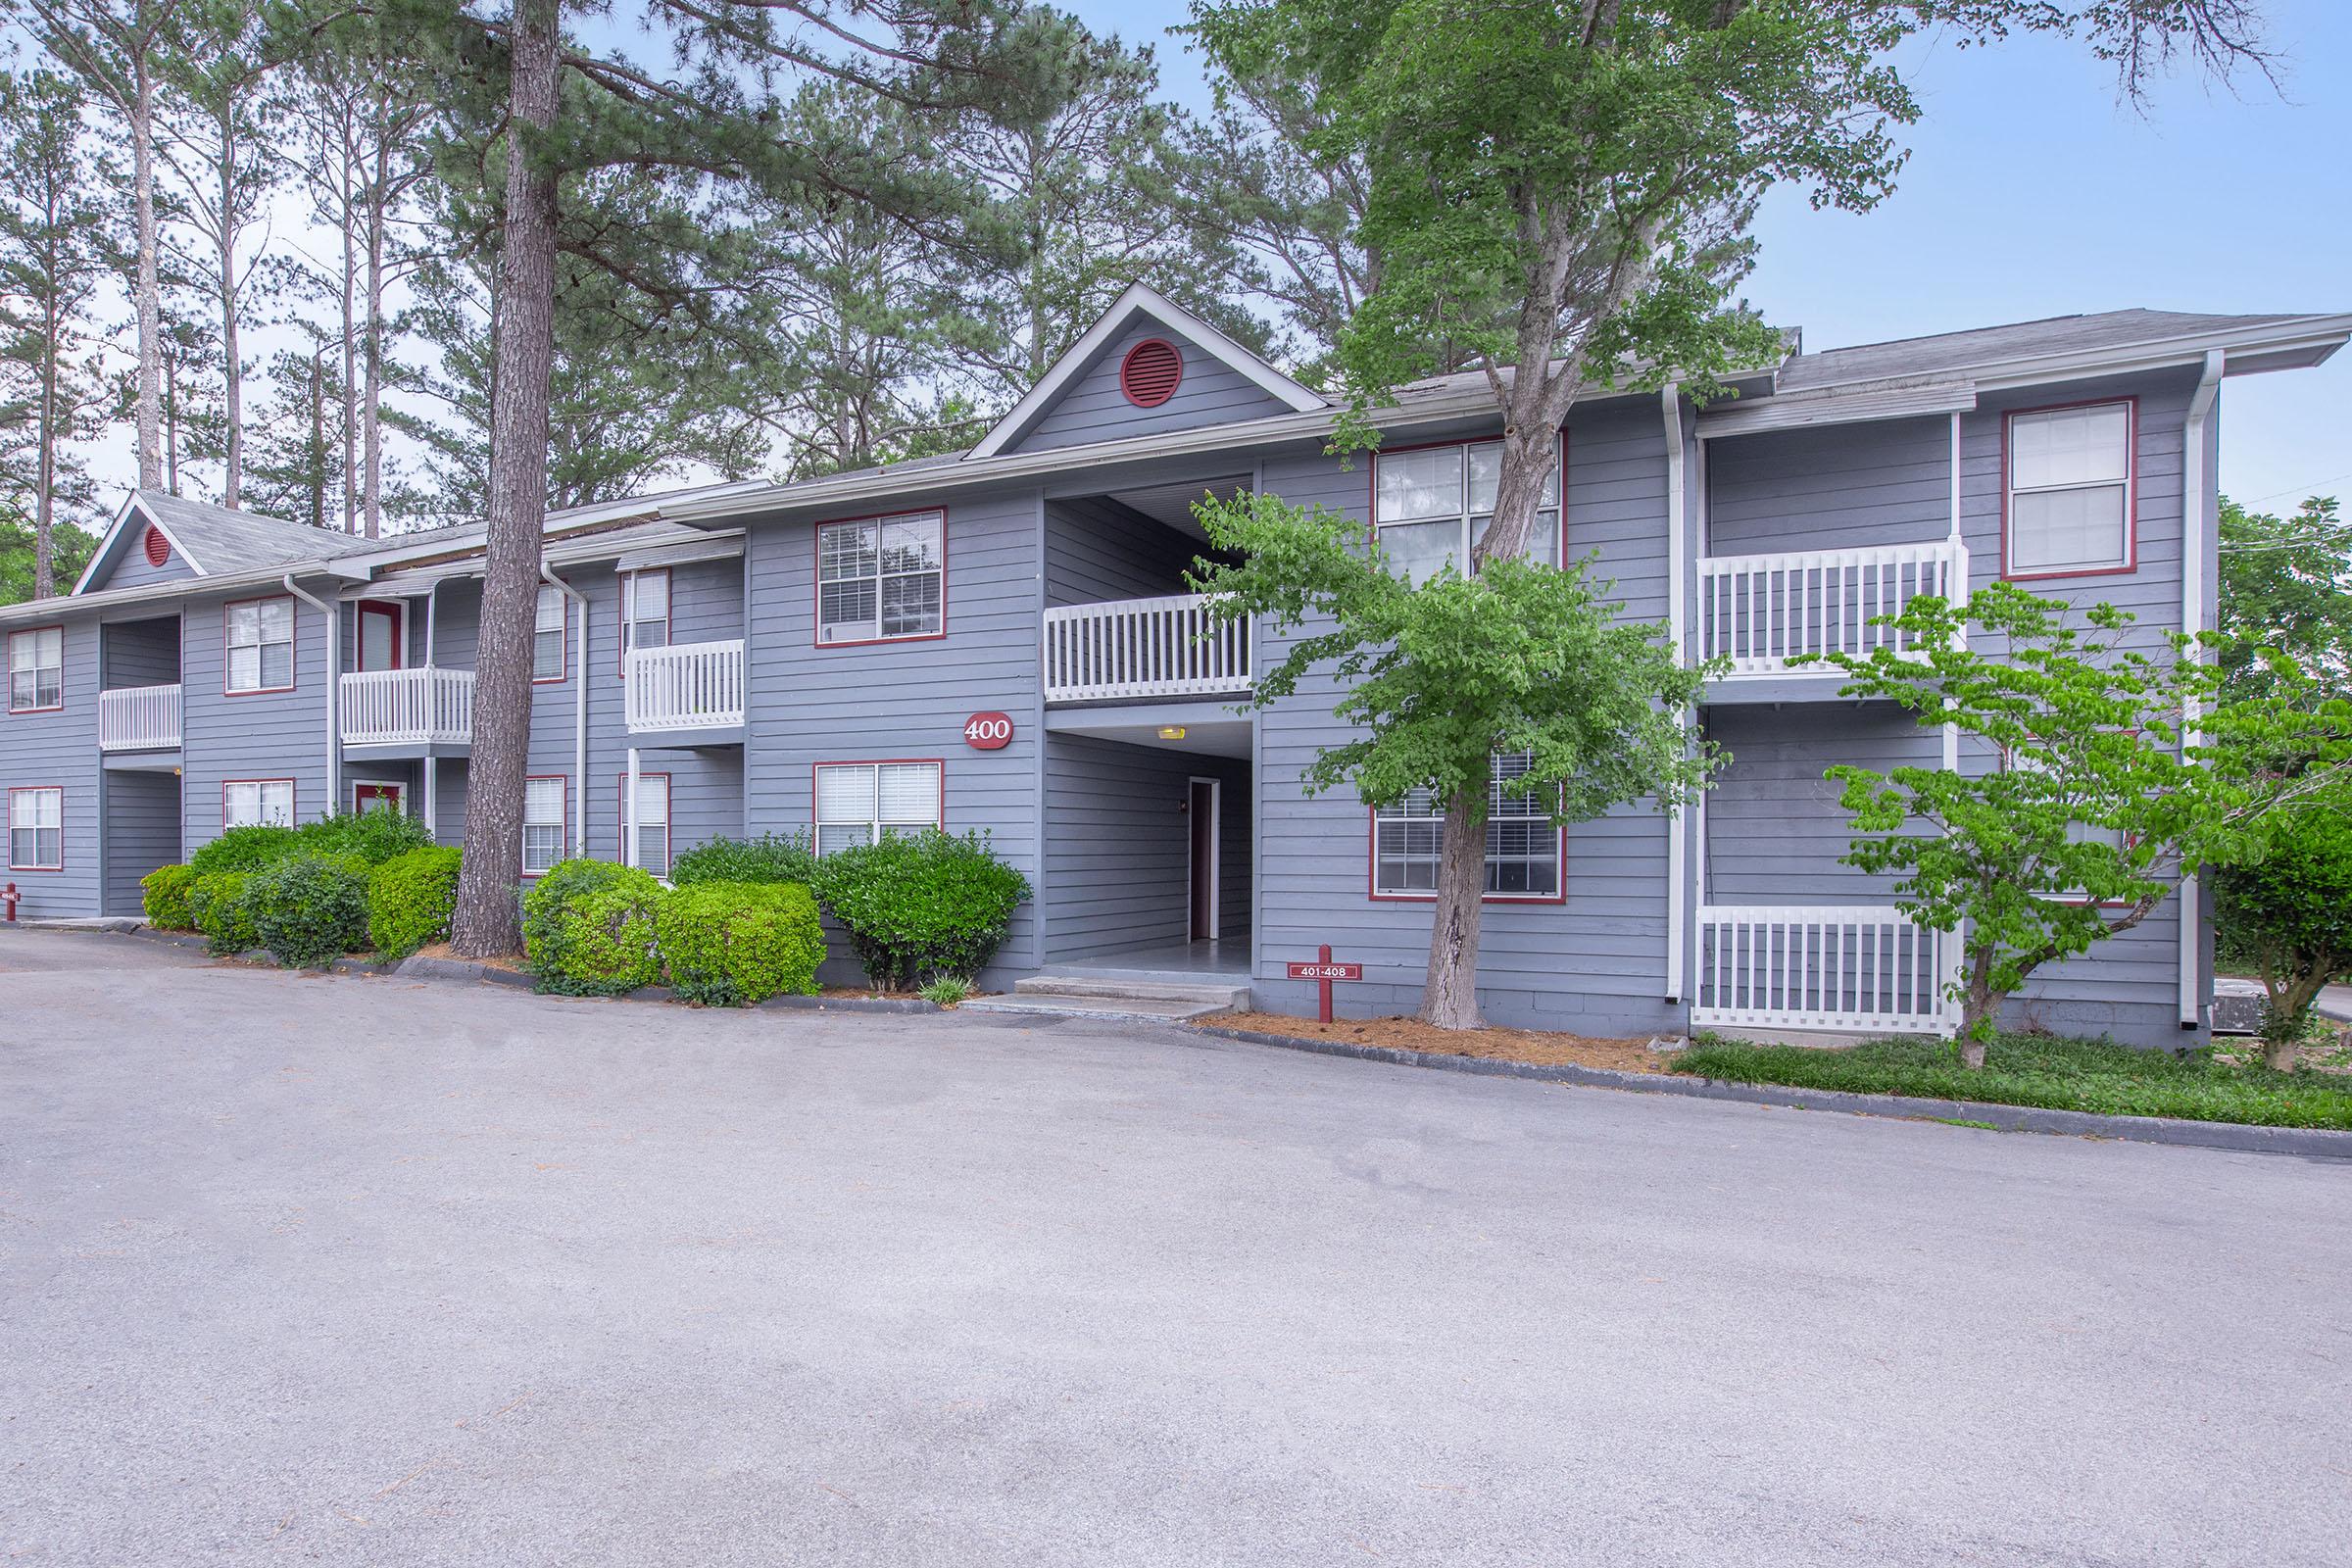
1013,322,1293,454
1701,704,1931,904
1042,735,1249,958
1706,415,1952,555
1042,496,1200,607
100,617,180,688
102,769,180,914
180,589,333,854
432,757,468,846
1,613,100,917
92,533,198,592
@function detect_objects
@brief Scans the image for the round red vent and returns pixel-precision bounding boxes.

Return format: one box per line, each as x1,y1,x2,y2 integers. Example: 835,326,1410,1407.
142,524,171,567
1119,338,1184,408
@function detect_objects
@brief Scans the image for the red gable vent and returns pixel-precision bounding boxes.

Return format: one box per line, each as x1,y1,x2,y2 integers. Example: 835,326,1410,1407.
143,525,171,567
1119,338,1184,408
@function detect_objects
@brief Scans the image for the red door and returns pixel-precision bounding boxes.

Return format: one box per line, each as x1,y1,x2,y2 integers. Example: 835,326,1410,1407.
357,600,404,671
354,783,403,815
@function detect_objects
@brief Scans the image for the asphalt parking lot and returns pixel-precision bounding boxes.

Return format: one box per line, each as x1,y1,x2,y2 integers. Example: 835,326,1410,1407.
4,927,2347,1566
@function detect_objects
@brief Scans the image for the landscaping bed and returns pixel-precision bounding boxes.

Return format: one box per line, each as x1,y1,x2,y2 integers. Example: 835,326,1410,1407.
1201,1012,1675,1074
1674,1031,2352,1131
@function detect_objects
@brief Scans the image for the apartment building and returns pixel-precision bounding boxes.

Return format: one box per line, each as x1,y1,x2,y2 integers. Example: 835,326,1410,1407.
6,285,2346,1043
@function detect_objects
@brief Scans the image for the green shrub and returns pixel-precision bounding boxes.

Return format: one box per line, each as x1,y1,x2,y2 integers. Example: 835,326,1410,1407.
368,846,463,958
189,823,298,875
189,871,259,956
141,864,200,930
525,859,666,994
246,855,372,967
669,831,816,888
810,829,1031,990
656,881,825,1005
296,808,435,867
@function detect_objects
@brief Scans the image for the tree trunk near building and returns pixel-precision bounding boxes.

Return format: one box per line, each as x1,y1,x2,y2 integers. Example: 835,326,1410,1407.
217,126,242,508
129,54,164,490
449,0,561,956
1957,947,2001,1069
34,303,60,598
362,131,388,539
1416,784,1489,1029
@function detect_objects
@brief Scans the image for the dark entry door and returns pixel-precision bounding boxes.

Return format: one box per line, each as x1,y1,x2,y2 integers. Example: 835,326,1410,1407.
1189,779,1216,941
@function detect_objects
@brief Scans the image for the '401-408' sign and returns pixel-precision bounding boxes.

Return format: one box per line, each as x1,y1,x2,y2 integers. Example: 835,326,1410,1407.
963,711,1014,750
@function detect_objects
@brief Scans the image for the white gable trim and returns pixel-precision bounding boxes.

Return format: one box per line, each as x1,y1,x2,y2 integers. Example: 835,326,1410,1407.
72,493,209,596
966,281,1325,461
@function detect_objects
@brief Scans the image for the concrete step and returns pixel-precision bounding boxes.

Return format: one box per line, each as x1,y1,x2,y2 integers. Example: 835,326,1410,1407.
1013,974,1250,1008
963,991,1230,1024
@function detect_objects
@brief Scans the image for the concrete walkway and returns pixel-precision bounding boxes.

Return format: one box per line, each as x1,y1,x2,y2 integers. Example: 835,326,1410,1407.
4,928,2348,1566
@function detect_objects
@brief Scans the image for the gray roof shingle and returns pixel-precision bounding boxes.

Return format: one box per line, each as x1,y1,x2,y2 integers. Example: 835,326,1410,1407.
133,490,378,574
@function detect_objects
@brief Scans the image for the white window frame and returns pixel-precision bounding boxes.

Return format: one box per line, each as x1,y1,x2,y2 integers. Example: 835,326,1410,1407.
8,786,63,870
622,770,670,876
620,568,671,672
2004,401,2135,579
1372,752,1561,901
813,760,942,856
223,778,294,830
816,511,944,645
533,584,567,683
8,625,64,712
225,596,297,694
1371,438,1562,584
523,775,566,877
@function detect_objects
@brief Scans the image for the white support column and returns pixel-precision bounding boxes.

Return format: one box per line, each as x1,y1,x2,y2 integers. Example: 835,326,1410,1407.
1661,384,1690,1004
1940,412,1965,1031
625,747,642,869
541,564,590,858
2179,350,2226,1031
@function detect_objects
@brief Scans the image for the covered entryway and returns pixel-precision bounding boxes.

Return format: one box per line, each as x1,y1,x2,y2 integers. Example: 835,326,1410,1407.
99,766,180,917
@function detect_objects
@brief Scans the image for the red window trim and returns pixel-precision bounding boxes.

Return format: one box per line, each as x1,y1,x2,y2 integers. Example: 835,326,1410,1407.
352,780,404,814
1366,429,1572,569
221,594,299,697
1362,804,1568,906
617,566,673,677
615,770,672,871
1119,337,1185,408
7,784,65,871
7,623,67,714
533,583,569,686
221,777,296,831
522,773,567,879
355,600,405,672
810,509,950,649
809,758,948,844
1999,396,2140,584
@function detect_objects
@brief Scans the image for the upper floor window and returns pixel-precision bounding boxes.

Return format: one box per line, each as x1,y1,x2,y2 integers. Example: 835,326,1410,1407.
621,569,670,669
814,760,941,855
523,775,565,876
1373,439,1560,585
2006,402,2133,578
534,585,567,682
224,778,294,829
8,626,63,712
1372,752,1560,901
225,597,295,693
818,512,943,644
9,787,62,869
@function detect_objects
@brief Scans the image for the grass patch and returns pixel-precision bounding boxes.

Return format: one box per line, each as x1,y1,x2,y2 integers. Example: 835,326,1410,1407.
1674,1031,2352,1131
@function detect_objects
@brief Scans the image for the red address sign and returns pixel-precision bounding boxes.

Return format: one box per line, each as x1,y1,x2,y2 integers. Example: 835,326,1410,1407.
1287,961,1362,982
963,711,1015,750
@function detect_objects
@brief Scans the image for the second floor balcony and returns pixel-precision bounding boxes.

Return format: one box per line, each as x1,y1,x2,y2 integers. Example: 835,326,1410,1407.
98,683,181,752
1699,538,1967,680
626,638,746,733
1042,592,1253,706
341,666,474,748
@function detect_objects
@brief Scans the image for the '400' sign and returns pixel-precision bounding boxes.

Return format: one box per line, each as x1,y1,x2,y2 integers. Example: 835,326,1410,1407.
963,711,1015,750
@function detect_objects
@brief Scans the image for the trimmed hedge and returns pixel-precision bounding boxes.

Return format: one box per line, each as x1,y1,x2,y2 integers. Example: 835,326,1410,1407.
189,871,259,956
657,881,825,1005
141,864,200,930
669,832,817,888
368,846,463,958
810,829,1030,990
525,859,667,996
190,824,298,875
247,855,372,967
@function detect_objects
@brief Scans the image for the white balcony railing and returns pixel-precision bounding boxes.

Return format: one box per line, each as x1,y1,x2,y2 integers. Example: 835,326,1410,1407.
1042,593,1252,705
340,666,474,746
626,638,745,731
98,683,181,751
1692,905,1953,1037
1699,539,1967,677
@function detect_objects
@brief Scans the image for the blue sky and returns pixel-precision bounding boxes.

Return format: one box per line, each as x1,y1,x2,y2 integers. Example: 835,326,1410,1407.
1079,0,2352,513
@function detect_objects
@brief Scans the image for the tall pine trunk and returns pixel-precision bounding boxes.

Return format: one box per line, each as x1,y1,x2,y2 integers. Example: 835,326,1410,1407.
449,0,561,956
362,130,388,539
34,291,61,599
217,122,242,508
129,55,163,489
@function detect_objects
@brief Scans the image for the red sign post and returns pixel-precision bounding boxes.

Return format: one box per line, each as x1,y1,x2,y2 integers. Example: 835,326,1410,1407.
1286,945,1361,1023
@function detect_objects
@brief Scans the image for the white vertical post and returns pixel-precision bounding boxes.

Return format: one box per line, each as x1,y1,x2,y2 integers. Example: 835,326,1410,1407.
626,747,641,869
1661,384,1689,1004
2179,350,2225,1031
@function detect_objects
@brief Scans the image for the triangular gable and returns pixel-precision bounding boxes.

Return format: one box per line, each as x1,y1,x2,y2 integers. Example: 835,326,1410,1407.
74,493,206,596
967,282,1326,461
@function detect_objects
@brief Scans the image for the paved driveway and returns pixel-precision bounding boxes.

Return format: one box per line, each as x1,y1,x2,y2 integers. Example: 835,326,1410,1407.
3,928,2347,1567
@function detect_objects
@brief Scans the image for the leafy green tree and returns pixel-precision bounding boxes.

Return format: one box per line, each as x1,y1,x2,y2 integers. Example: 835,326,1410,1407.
2218,495,2350,703
1814,585,2352,1065
2214,795,2352,1070
1193,491,1718,1028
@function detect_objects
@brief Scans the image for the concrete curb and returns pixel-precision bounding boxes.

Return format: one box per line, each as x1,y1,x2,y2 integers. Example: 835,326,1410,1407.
761,993,942,1015
1184,1023,2352,1160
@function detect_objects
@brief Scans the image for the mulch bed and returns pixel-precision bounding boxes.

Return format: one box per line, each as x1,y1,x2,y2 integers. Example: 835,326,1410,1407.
408,941,532,976
1201,1011,1676,1074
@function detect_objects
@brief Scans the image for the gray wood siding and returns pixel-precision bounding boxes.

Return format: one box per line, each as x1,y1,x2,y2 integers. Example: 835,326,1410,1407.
180,590,332,853
100,618,179,688
1701,704,1932,905
1042,496,1200,608
432,758,468,846
91,538,198,592
1013,322,1293,454
1,614,100,916
1042,736,1248,958
1706,415,1953,556
102,769,180,913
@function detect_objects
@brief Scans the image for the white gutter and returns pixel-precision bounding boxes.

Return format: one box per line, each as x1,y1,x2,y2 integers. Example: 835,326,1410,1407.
541,564,590,858
2,560,366,627
2179,349,2226,1032
281,574,340,814
1661,385,1688,1004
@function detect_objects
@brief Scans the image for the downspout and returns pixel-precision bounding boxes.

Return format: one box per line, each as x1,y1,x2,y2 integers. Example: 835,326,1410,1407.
422,580,440,839
282,574,338,814
542,564,590,858
1660,385,1688,1005
2179,350,2225,1031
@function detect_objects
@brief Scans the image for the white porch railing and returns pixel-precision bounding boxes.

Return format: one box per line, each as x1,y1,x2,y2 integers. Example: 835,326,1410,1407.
1692,905,1953,1036
1698,540,1967,676
98,683,181,751
626,638,746,731
1042,592,1252,704
340,666,474,746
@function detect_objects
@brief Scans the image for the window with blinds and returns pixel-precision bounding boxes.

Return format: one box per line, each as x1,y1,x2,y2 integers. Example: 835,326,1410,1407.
523,776,565,875
2007,403,2132,576
814,761,942,855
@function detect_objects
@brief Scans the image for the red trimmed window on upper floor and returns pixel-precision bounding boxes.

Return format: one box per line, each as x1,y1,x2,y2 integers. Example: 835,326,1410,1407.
817,512,944,645
8,626,63,712
225,597,296,693
1371,438,1561,584
2005,402,2135,578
